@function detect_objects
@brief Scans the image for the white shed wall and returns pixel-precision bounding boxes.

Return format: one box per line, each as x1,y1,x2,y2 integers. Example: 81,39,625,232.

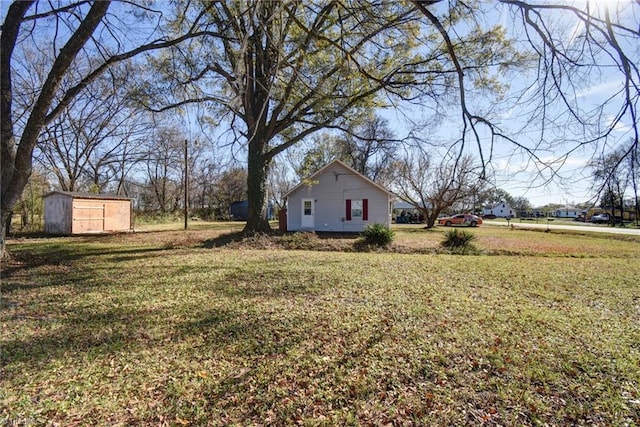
44,193,72,234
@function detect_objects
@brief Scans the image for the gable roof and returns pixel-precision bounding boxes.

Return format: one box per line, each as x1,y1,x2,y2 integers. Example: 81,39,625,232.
284,159,394,198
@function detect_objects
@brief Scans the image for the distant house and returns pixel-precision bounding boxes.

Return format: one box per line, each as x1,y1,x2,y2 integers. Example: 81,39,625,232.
44,191,132,235
392,201,430,224
482,202,516,218
284,159,394,232
552,206,584,219
230,200,274,221
530,209,547,218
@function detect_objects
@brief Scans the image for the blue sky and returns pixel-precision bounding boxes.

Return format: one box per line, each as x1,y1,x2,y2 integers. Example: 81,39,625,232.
398,0,639,207
3,1,636,208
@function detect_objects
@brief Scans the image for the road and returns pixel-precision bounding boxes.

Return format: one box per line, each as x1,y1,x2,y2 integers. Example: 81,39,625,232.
484,220,640,236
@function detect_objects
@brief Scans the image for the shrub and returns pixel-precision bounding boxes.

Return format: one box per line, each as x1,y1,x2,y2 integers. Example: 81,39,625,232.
441,229,477,254
361,223,395,247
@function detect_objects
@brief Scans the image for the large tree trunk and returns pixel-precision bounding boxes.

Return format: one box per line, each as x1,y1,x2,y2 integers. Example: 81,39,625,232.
1,1,110,256
244,142,271,234
1,1,34,257
425,209,438,229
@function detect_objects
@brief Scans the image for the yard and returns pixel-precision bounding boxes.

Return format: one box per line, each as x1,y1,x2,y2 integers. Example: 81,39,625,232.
2,223,639,426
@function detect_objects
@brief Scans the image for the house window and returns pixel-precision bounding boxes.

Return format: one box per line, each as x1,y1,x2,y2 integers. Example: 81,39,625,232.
352,200,363,217
304,200,312,215
346,199,368,221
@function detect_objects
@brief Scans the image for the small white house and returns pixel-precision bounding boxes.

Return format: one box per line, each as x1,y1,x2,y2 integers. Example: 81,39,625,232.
44,191,132,235
284,159,394,232
552,206,583,219
482,202,516,218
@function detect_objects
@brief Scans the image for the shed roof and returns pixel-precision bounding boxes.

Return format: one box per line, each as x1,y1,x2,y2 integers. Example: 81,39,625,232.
284,159,395,199
44,191,131,201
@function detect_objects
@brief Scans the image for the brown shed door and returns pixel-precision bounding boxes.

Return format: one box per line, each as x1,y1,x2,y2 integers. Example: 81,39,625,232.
103,200,130,231
72,201,105,233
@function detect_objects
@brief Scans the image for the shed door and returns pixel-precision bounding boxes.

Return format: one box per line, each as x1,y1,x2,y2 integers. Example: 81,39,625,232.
72,201,105,233
301,199,314,229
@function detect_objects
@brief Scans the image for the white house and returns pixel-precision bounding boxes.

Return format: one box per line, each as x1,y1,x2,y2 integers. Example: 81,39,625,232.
482,202,516,218
284,159,394,232
552,206,584,219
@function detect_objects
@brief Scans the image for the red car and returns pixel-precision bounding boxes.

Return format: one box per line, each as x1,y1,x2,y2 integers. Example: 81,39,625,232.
438,214,483,227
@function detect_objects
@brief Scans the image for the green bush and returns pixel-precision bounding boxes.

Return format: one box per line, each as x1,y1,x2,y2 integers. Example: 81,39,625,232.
441,229,477,254
361,223,395,247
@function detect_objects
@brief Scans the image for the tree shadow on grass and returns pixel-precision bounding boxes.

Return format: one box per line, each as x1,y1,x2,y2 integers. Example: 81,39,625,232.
173,310,399,422
217,269,327,299
2,256,330,375
176,307,309,357
1,245,169,290
1,304,161,372
3,304,267,373
201,232,246,248
1,302,311,383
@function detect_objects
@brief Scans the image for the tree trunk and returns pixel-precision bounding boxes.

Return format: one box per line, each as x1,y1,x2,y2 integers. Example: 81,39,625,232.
1,1,34,257
0,1,110,256
425,209,437,229
243,142,271,234
618,190,625,227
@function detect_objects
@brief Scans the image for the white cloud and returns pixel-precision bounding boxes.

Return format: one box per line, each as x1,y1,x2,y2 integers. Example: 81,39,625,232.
576,80,623,98
602,114,632,133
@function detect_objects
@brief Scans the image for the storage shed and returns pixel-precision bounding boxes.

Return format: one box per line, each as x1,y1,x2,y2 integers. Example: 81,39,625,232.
44,191,132,235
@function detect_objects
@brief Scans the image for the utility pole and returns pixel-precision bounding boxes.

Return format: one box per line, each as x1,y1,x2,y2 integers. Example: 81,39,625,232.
184,139,188,230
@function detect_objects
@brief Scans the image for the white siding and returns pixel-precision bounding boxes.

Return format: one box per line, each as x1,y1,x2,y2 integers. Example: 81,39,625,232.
287,162,391,232
482,202,515,218
554,208,581,218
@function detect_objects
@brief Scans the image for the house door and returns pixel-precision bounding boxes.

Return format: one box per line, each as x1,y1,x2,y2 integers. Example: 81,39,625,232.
301,199,314,229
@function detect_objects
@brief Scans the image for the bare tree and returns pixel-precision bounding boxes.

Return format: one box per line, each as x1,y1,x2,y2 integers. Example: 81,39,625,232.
1,0,226,254
1,1,110,247
268,159,295,211
212,167,248,220
143,0,524,233
190,158,222,218
591,145,633,226
141,127,186,213
35,73,149,193
394,151,481,228
626,139,640,225
336,114,401,187
412,1,639,185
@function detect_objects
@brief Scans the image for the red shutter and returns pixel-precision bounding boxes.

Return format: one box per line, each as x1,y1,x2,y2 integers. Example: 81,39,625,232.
346,199,352,221
363,199,368,221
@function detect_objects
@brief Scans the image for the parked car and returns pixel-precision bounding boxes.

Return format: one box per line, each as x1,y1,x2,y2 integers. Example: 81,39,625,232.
438,214,483,227
590,213,622,224
482,214,497,220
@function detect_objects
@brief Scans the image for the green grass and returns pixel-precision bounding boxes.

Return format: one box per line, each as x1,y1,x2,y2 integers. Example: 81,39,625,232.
2,223,639,425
